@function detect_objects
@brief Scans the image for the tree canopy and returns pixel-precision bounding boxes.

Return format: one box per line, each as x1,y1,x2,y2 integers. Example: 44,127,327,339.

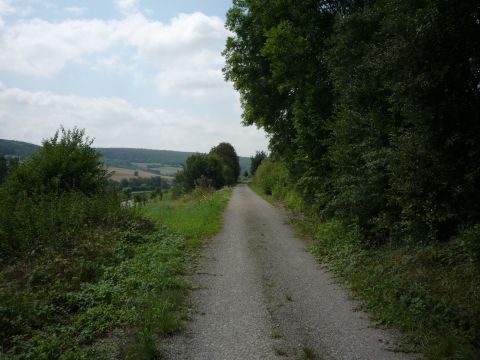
173,142,241,193
210,142,240,185
250,151,267,175
224,0,480,244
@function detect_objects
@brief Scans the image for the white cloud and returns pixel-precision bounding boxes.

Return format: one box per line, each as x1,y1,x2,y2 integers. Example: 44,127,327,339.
64,6,86,17
114,0,139,15
0,18,113,76
0,0,13,15
0,0,13,28
155,68,229,97
0,11,230,98
0,85,268,156
0,5,269,155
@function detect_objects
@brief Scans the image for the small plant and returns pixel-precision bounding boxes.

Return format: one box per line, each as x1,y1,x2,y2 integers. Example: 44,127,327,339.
302,346,317,359
273,346,288,356
272,330,283,339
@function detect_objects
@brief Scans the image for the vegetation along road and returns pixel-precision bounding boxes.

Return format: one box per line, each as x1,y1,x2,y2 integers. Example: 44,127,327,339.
164,184,418,360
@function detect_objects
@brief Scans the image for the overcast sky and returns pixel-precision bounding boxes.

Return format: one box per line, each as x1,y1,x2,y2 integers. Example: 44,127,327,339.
0,0,268,156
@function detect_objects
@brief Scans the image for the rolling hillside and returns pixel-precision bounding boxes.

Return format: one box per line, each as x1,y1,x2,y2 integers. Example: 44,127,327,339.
0,139,252,177
97,147,195,165
0,139,40,158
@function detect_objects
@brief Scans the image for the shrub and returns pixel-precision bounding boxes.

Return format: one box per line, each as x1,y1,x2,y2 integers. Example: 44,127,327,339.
253,159,303,211
176,153,226,192
0,127,124,263
250,151,267,175
458,224,480,267
7,127,108,196
0,128,144,357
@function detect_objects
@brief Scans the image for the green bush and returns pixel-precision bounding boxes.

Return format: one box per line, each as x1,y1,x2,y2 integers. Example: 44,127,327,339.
458,224,480,267
253,159,286,195
0,189,128,262
249,151,267,176
9,127,108,195
0,128,141,357
0,128,124,263
252,159,303,211
181,153,225,191
210,142,240,184
0,128,233,358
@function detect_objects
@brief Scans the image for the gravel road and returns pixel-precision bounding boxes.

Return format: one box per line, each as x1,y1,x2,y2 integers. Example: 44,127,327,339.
164,184,419,359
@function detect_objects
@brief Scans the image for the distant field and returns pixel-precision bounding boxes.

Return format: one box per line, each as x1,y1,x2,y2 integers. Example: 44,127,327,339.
107,166,173,181
133,163,182,176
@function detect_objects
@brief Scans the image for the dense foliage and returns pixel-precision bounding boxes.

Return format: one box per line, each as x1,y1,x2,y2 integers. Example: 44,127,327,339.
0,154,19,184
0,154,5,183
210,142,241,184
230,1,480,357
252,159,480,358
0,128,115,260
114,176,168,193
0,128,234,358
173,142,241,193
224,0,480,246
249,151,267,175
0,128,134,357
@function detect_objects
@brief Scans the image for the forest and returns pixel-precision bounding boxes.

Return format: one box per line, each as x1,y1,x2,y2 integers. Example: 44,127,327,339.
224,0,479,357
224,0,480,250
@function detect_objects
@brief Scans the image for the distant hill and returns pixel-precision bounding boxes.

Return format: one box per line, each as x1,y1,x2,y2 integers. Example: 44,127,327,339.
0,139,251,173
0,139,40,158
97,148,196,165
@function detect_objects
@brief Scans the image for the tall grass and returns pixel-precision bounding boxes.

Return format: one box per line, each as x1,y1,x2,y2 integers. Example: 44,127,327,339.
143,187,232,245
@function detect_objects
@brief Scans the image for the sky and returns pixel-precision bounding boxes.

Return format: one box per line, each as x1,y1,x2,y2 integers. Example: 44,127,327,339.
0,0,268,156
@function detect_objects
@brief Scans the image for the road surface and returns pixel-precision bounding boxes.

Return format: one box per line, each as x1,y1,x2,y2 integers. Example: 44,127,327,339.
164,184,418,360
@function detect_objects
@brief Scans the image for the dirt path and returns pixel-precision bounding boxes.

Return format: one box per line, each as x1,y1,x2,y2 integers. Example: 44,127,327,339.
164,184,418,359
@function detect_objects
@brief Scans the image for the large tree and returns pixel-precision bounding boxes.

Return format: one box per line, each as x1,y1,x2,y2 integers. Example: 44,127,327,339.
209,142,240,185
181,153,226,190
326,0,480,241
224,0,480,244
224,0,337,207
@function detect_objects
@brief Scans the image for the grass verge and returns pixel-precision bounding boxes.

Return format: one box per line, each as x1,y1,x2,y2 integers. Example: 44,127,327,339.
143,187,232,246
250,183,480,359
0,187,232,359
